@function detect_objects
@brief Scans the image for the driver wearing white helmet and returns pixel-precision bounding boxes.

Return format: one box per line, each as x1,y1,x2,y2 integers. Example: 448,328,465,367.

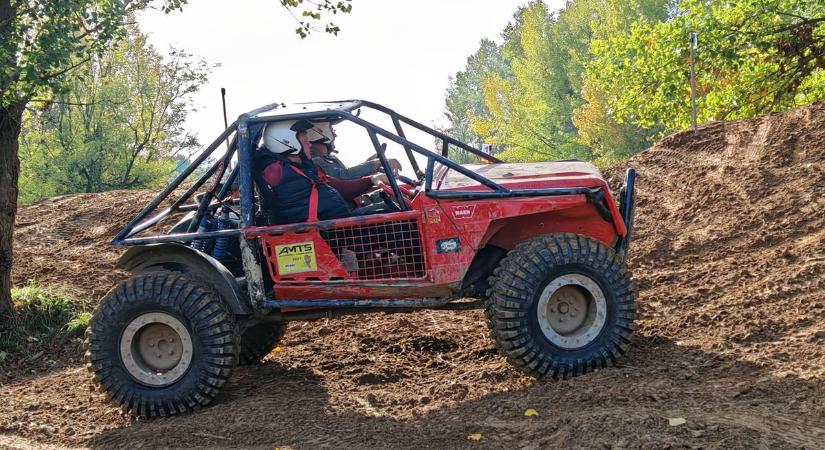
253,119,387,225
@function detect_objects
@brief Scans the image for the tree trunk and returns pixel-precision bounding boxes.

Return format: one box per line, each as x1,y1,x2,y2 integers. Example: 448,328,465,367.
0,102,25,315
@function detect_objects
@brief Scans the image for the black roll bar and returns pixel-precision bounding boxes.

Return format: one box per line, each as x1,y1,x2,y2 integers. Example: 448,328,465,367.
358,101,502,164
615,168,637,260
426,187,595,200
114,122,238,243
170,133,239,212
367,128,408,210
390,115,422,176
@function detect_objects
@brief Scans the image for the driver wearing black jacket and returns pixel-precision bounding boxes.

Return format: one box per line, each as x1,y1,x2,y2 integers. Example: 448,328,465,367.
253,120,387,225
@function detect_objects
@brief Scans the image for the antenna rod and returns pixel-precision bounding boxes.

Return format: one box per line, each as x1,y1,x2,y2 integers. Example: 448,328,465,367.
220,87,234,174
221,87,230,149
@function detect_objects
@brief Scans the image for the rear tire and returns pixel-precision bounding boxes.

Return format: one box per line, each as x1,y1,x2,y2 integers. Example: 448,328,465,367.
238,322,287,365
486,233,635,379
86,272,238,417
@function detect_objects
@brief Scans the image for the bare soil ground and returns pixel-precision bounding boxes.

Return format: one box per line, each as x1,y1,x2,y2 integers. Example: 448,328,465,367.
2,102,824,449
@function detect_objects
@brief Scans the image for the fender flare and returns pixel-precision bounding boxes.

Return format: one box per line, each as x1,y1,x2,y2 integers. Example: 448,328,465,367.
117,243,252,315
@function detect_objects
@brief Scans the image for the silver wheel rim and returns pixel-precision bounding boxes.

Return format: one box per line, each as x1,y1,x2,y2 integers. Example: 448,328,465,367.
120,312,193,386
536,274,607,350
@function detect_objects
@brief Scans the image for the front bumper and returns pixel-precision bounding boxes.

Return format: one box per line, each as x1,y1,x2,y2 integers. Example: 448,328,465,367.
615,168,637,261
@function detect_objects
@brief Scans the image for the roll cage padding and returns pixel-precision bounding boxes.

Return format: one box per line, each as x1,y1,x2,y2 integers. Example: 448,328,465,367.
116,243,252,315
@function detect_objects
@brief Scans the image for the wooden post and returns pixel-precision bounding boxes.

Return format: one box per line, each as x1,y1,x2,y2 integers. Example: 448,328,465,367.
689,32,698,132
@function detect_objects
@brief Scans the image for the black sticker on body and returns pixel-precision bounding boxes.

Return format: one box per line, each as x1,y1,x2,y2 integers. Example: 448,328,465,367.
436,237,461,254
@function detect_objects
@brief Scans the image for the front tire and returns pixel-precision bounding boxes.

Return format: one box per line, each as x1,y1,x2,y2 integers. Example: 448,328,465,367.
86,272,238,417
486,233,635,379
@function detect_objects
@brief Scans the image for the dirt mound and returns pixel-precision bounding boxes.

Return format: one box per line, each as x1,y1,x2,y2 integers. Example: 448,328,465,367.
2,102,824,448
604,101,825,379
11,190,155,299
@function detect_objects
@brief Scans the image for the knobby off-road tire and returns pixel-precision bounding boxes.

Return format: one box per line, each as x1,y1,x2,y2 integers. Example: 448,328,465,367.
486,233,635,379
238,322,287,365
86,271,238,417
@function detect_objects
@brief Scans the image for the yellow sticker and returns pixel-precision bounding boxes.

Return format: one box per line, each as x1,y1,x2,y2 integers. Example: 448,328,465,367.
275,241,317,275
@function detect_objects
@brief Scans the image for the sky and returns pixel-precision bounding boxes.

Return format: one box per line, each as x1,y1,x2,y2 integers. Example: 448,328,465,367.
137,0,560,168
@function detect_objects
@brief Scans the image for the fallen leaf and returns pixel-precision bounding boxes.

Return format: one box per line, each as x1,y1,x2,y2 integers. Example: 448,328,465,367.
668,418,687,426
467,433,482,441
274,347,282,353
524,408,538,417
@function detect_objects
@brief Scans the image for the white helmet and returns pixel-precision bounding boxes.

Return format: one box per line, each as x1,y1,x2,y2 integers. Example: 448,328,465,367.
306,121,335,144
262,120,310,154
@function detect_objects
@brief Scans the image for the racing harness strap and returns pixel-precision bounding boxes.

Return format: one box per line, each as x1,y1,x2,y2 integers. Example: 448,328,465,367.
287,163,319,223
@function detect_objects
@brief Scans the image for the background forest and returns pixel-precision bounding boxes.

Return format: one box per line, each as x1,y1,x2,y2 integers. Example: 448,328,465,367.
17,24,210,204
13,0,825,201
442,0,825,164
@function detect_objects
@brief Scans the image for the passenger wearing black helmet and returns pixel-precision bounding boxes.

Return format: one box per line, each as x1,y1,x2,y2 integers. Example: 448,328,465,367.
253,119,387,225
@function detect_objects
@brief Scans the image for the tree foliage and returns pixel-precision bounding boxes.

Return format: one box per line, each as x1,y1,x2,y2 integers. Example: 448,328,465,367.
471,1,594,162
572,0,671,162
280,0,353,38
588,0,825,130
19,24,209,203
441,6,527,152
444,0,823,165
2,1,131,108
443,39,509,148
444,0,668,164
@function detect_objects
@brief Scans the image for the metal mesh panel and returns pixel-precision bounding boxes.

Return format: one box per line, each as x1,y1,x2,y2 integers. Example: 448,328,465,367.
320,219,426,281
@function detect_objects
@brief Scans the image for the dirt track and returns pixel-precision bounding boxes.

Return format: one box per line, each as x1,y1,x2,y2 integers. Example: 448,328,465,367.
2,102,824,449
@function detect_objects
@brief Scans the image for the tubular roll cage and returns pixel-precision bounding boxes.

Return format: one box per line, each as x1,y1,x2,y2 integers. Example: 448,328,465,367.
113,100,607,246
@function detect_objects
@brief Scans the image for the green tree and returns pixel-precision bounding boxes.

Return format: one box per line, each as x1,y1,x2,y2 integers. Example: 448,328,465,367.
444,39,508,146
442,38,510,163
443,0,671,164
19,23,209,203
280,0,353,38
441,5,528,158
472,1,594,162
588,0,825,131
1,0,131,315
469,0,670,163
572,0,671,163
572,76,661,164
0,0,352,314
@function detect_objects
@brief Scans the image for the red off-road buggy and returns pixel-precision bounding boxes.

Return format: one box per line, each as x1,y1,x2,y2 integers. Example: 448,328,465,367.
86,100,637,417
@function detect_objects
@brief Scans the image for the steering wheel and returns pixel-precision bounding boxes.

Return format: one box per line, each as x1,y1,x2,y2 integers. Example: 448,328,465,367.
376,182,413,209
397,174,420,187
377,188,402,212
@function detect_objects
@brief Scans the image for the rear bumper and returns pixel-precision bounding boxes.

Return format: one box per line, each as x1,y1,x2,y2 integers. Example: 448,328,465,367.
615,168,637,261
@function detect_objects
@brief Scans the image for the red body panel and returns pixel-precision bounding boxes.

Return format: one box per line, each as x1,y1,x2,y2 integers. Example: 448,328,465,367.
242,161,625,301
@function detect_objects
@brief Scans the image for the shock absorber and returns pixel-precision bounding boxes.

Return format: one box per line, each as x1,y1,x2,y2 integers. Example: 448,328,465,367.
190,215,214,253
211,206,232,259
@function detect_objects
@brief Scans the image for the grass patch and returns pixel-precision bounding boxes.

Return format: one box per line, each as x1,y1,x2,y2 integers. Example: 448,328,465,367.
0,281,89,360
